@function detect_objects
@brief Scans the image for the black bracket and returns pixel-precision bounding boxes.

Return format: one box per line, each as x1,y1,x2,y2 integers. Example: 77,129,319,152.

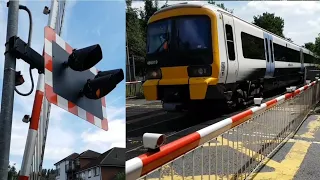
5,36,44,74
146,147,160,153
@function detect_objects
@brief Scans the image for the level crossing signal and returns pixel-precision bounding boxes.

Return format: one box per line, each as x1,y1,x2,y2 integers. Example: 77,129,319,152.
43,26,124,130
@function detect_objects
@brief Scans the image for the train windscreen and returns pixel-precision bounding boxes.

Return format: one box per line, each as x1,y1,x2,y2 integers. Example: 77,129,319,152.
146,15,213,67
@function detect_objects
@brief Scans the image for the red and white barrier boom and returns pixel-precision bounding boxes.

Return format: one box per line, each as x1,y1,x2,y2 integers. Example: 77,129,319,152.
126,80,318,180
19,1,63,179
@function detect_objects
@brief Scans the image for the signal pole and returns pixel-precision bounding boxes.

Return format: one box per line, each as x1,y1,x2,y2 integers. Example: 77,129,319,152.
0,1,20,180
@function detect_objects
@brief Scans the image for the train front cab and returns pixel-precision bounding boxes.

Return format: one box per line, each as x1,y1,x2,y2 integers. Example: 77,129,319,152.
142,5,222,110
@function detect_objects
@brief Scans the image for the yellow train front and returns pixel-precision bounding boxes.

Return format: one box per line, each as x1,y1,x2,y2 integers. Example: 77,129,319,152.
143,3,223,111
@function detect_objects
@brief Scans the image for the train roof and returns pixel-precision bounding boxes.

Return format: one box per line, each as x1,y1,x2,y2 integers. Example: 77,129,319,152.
153,2,316,57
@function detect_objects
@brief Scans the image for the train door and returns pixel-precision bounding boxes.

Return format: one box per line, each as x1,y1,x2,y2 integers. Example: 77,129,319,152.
264,33,275,77
269,36,275,77
222,14,238,83
300,49,306,83
300,48,305,71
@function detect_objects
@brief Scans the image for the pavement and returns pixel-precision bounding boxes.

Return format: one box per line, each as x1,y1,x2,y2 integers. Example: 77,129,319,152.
126,99,160,107
251,109,320,180
126,99,166,155
126,99,162,119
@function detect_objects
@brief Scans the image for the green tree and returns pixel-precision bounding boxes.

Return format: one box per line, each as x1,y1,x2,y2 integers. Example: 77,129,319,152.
140,0,159,34
115,171,125,180
314,34,320,56
208,0,234,13
253,12,285,38
304,42,315,52
126,0,131,7
126,1,146,58
126,0,159,77
126,1,147,77
8,164,18,180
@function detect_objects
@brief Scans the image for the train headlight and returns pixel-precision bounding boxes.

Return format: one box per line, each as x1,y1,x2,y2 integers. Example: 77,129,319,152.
188,65,212,77
197,68,204,75
146,68,162,79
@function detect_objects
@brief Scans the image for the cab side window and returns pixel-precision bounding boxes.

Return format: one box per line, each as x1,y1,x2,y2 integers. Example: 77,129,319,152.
225,24,235,60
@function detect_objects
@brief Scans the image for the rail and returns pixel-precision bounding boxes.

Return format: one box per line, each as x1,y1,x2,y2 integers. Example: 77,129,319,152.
126,79,320,180
126,81,144,99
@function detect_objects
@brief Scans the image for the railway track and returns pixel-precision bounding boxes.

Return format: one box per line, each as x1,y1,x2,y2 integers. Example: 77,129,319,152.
125,84,304,160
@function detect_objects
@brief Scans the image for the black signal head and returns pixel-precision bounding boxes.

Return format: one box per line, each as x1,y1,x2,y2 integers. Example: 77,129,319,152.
67,44,103,71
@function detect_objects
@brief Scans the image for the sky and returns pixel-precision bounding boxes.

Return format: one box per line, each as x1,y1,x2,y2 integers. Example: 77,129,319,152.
0,0,125,170
132,0,320,47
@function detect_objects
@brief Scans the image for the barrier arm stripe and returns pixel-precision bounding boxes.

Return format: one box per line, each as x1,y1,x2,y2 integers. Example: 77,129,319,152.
19,74,45,180
126,81,142,84
125,80,318,180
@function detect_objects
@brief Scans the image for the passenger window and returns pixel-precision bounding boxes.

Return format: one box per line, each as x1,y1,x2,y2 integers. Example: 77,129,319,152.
225,24,235,60
241,32,265,60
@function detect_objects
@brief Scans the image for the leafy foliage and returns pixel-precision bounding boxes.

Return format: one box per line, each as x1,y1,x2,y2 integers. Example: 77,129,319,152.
208,0,234,13
253,12,285,38
115,171,125,180
126,2,146,58
39,169,56,180
139,0,158,55
8,164,18,180
126,0,158,77
305,42,316,52
303,34,320,56
315,34,320,56
7,163,56,180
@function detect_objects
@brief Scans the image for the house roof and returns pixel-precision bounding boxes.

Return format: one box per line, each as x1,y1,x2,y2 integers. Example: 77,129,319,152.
54,150,100,166
77,150,101,159
54,153,79,165
77,147,125,172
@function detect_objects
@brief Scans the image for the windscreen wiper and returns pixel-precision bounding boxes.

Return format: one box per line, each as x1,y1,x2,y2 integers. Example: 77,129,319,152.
175,27,186,50
155,27,170,53
176,28,181,49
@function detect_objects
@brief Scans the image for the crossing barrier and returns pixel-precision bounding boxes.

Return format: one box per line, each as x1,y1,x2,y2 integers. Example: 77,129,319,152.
126,79,320,180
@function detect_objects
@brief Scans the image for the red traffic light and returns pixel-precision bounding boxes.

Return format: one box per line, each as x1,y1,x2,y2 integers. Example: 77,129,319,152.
81,69,124,99
66,44,103,71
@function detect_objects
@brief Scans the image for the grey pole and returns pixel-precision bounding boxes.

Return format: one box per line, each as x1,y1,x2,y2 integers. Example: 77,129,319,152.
0,1,20,180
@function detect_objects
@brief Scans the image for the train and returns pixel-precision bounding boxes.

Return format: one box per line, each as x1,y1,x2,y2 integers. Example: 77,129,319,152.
142,2,320,112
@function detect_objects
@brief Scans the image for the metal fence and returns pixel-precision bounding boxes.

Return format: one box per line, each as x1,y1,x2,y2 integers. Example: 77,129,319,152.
126,79,320,180
126,81,144,99
126,56,146,82
126,64,135,82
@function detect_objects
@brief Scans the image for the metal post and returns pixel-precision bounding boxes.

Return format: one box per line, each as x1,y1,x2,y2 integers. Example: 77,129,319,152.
126,36,132,82
0,1,20,180
132,56,136,81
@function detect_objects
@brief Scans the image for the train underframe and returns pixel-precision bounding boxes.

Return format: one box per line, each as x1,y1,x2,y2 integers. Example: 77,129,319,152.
158,74,305,112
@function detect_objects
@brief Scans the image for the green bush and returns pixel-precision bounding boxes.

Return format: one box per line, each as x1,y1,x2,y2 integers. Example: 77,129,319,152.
115,172,125,180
